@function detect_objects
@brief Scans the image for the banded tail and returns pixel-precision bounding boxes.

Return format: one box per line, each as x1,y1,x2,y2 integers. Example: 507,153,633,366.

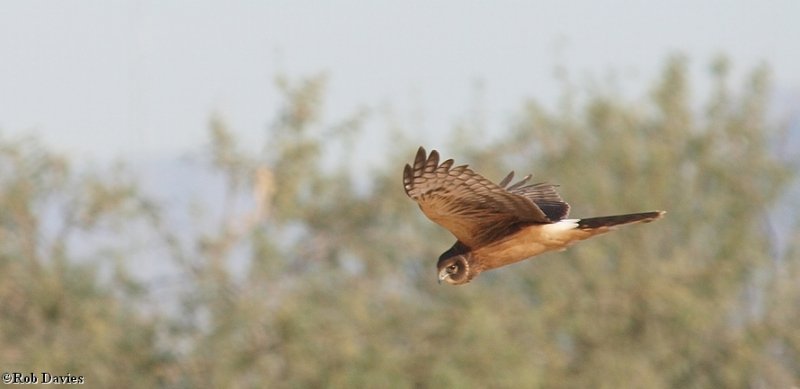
577,211,665,230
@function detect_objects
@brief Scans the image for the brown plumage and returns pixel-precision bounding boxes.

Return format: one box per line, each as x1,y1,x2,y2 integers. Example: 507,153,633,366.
403,147,665,285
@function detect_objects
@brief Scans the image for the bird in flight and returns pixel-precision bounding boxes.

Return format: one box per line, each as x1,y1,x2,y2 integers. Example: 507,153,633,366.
403,147,665,285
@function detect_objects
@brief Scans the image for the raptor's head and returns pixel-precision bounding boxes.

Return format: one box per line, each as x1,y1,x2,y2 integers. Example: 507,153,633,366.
437,243,474,285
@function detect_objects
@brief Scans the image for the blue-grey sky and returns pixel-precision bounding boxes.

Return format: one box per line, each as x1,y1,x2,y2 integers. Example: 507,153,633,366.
1,1,799,162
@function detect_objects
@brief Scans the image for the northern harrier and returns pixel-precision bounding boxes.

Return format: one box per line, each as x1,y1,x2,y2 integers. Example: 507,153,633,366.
403,147,665,285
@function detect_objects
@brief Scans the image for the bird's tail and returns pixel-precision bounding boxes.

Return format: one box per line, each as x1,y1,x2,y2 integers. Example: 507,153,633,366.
577,211,665,230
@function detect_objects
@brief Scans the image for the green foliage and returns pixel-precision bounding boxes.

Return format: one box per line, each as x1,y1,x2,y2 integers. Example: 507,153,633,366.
489,56,794,388
0,136,171,387
1,56,797,387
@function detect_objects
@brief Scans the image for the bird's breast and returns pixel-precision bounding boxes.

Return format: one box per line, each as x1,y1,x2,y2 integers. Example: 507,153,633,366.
471,221,581,272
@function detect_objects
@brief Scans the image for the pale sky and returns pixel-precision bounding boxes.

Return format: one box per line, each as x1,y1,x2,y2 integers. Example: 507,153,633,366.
1,1,799,162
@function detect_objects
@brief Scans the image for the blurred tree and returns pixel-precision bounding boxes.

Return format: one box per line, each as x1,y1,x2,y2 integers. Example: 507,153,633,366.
2,55,797,388
0,135,173,387
163,57,799,388
467,55,796,388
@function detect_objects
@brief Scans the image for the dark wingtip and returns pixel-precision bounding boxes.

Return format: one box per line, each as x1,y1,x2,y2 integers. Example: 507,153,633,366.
414,146,426,163
402,164,413,194
506,174,533,191
498,171,515,188
429,149,439,164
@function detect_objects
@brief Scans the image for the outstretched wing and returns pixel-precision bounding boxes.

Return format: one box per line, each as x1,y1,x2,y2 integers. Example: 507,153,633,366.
497,171,570,221
403,147,553,248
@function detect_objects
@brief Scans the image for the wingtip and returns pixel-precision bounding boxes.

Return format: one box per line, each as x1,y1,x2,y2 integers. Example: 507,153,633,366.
415,146,427,161
498,171,515,188
506,173,533,191
414,146,446,168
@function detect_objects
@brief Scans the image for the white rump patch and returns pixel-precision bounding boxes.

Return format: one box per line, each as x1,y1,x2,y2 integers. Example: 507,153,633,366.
542,219,579,233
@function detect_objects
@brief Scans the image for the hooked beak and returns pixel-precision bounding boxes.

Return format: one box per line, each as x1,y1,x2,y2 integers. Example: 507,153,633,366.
438,272,448,285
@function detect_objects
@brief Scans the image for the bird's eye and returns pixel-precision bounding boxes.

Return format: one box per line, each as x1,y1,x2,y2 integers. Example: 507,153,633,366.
447,264,458,273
